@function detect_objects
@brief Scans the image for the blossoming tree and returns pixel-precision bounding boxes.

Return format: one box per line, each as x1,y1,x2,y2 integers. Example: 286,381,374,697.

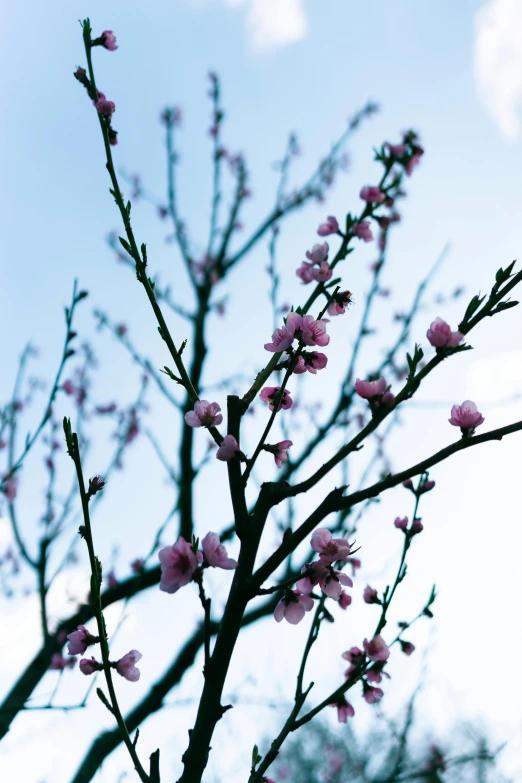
1,19,522,783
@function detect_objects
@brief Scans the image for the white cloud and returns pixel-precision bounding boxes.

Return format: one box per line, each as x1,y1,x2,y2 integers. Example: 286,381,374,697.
474,0,522,139
197,0,308,50
245,0,308,51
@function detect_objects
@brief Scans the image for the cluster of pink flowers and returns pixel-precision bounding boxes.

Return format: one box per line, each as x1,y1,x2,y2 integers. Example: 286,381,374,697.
360,186,386,204
355,376,395,412
94,91,116,117
159,532,237,594
274,529,353,624
296,242,332,284
80,650,142,682
384,130,424,176
264,312,330,353
394,515,423,535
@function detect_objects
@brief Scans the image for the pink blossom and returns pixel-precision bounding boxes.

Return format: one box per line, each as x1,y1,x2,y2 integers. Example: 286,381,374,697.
201,532,238,570
426,318,463,348
131,558,145,574
296,560,353,600
406,149,423,176
296,262,316,284
67,625,98,656
360,186,386,204
355,377,387,400
327,290,353,316
419,479,435,494
400,640,415,655
310,528,351,562
311,261,333,282
286,313,330,347
363,635,390,662
50,654,76,670
293,351,328,374
339,591,352,609
366,661,390,684
317,215,339,236
259,386,293,411
115,650,142,682
101,31,118,50
185,400,223,428
449,401,484,431
107,569,119,589
272,440,293,468
264,324,295,353
410,519,423,535
330,697,355,722
274,591,314,624
216,434,241,461
79,657,102,676
384,142,406,158
159,536,202,593
364,685,384,704
342,646,364,677
394,516,408,530
305,242,329,264
352,221,374,242
3,477,18,501
363,585,380,604
95,99,116,117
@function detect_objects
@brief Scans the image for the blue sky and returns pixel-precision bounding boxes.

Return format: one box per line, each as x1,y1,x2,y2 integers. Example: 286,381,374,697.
2,1,522,780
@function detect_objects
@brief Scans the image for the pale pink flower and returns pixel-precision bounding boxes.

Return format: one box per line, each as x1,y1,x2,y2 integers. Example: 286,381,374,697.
400,640,415,655
327,290,353,316
406,149,423,176
330,697,355,722
201,532,238,570
296,262,316,284
410,519,423,535
216,434,241,461
317,215,339,236
274,591,314,624
385,142,406,157
394,516,408,530
95,99,116,117
50,654,76,670
342,646,364,677
311,261,333,282
363,585,380,604
101,31,118,50
286,313,330,347
293,351,328,374
131,558,145,574
366,661,390,684
272,440,293,468
259,386,293,411
352,220,374,242
310,529,351,562
426,318,463,348
355,376,387,399
363,635,390,662
159,536,202,593
296,559,353,601
339,591,352,609
115,650,142,682
79,657,102,676
364,685,384,704
67,625,98,656
360,186,386,203
184,400,223,428
449,401,484,431
419,479,435,494
305,242,329,264
264,323,295,352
